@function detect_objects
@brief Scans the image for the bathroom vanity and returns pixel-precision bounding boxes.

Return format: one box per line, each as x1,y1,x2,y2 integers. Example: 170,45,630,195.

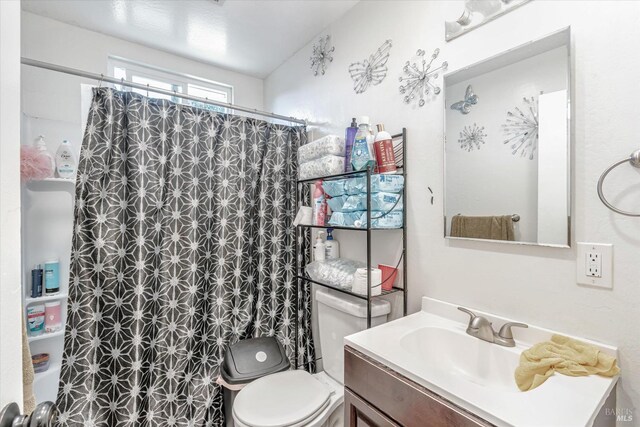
344,297,618,427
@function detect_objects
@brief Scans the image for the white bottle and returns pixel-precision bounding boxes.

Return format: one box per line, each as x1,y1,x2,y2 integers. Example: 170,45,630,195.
313,232,326,262
55,139,76,179
34,135,55,178
324,228,340,260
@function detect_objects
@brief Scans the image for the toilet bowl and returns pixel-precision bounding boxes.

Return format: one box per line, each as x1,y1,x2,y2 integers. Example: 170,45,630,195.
231,288,391,427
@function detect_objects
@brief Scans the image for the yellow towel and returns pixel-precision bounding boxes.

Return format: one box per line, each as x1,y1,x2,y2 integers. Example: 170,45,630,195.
515,334,620,391
450,215,514,241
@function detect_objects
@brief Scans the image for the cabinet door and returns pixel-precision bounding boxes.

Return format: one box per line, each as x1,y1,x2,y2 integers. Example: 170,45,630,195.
345,389,400,427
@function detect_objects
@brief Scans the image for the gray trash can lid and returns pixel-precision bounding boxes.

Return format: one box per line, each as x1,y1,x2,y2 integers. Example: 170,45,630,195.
220,336,291,385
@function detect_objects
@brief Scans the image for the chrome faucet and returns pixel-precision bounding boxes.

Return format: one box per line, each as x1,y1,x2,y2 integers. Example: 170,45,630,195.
457,307,528,347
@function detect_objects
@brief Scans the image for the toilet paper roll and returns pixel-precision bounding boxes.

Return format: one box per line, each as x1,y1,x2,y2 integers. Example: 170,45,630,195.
351,268,382,296
293,206,313,226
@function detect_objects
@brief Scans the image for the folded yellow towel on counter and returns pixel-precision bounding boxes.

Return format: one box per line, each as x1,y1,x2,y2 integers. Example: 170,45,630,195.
515,334,619,391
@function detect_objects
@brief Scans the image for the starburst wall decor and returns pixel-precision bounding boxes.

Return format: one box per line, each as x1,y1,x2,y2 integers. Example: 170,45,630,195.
502,96,539,160
399,48,448,107
458,123,487,152
310,35,335,76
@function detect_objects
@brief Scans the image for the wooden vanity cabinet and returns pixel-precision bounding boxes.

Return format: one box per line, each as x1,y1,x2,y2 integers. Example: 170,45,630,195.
344,346,495,427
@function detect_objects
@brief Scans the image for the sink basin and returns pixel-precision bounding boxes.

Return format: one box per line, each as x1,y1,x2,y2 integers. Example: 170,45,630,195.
345,297,619,427
399,326,519,391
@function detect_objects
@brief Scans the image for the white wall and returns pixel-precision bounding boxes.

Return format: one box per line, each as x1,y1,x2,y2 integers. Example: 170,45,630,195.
21,11,264,126
0,0,24,409
445,47,567,243
265,0,640,418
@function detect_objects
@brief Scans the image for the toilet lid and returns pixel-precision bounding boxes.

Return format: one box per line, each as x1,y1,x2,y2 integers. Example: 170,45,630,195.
233,370,332,427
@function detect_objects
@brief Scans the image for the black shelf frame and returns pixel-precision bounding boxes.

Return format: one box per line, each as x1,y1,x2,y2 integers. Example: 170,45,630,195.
294,128,408,367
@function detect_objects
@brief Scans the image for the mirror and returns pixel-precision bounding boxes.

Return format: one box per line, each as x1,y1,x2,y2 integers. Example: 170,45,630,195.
444,28,571,247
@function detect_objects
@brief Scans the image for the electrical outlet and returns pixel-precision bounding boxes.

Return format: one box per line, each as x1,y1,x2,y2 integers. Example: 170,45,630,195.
577,243,613,288
586,251,602,278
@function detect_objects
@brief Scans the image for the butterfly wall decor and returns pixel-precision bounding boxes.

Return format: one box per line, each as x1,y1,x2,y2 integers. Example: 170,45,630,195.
348,39,393,94
450,85,479,114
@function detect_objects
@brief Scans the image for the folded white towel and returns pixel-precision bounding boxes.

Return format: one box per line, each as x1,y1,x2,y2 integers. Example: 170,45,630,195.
351,268,382,296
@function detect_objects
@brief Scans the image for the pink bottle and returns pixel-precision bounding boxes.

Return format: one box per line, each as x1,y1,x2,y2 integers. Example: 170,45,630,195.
44,301,62,333
312,180,327,226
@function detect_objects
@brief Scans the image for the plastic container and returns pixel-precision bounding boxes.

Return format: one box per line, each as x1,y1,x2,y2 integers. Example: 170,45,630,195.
374,124,397,174
344,118,358,172
312,181,327,226
31,353,50,373
45,301,62,333
44,259,60,294
218,337,291,426
378,264,399,291
351,116,375,171
27,304,45,336
34,135,55,178
31,264,43,298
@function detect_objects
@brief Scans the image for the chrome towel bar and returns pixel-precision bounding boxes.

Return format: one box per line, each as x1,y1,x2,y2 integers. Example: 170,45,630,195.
597,149,640,216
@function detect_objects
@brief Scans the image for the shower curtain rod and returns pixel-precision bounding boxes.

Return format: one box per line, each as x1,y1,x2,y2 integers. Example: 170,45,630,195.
21,57,307,125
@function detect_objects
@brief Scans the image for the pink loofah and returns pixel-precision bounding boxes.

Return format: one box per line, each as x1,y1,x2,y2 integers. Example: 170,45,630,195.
21,145,53,182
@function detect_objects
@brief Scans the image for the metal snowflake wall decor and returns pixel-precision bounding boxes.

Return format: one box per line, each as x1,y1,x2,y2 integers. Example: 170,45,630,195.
310,35,335,76
502,96,539,160
458,123,487,152
399,48,448,107
348,39,392,94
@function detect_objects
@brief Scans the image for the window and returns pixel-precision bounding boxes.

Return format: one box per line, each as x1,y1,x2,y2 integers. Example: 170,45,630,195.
108,57,233,113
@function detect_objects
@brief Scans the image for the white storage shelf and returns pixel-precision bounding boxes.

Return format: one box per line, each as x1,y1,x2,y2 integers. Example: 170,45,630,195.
28,329,65,343
25,291,68,305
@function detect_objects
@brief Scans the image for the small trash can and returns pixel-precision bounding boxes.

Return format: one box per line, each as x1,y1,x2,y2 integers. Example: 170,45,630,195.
217,336,291,426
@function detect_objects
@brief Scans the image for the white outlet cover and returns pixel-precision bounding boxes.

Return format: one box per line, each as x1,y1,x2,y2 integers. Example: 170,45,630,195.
576,243,613,289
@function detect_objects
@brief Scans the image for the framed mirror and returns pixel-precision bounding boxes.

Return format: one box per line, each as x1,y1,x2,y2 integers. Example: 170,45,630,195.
444,27,571,247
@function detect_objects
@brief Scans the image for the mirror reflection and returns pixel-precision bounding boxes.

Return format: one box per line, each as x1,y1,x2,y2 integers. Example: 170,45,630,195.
444,28,571,247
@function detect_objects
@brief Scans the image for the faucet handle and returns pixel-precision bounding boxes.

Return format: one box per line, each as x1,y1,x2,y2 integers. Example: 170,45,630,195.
498,322,528,339
457,307,477,323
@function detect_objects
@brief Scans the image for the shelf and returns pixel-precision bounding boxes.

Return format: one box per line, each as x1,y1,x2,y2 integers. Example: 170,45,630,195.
28,330,64,343
297,275,404,300
29,177,75,184
25,292,68,304
297,168,405,185
297,224,402,232
34,363,61,382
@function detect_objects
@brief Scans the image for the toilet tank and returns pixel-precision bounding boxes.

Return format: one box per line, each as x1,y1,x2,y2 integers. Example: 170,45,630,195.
316,288,391,384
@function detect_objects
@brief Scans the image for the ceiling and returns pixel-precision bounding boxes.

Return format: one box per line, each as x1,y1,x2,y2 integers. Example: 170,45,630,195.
21,0,359,78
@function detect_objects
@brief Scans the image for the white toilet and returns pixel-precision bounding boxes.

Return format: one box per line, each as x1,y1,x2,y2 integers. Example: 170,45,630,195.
232,288,391,427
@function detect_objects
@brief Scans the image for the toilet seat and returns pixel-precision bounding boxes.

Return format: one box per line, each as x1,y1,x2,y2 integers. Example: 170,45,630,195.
233,370,334,427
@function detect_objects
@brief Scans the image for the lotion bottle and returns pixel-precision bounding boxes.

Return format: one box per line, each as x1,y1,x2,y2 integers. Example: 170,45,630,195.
313,232,326,262
55,139,76,179
324,228,340,259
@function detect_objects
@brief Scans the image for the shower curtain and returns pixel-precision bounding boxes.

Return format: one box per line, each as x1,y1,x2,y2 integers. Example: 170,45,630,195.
56,88,314,427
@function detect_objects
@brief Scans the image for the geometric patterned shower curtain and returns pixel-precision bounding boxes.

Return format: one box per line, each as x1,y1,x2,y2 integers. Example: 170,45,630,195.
55,88,314,427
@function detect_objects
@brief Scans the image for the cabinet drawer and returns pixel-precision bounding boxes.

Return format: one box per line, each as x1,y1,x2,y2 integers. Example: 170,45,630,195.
345,388,400,427
344,346,494,427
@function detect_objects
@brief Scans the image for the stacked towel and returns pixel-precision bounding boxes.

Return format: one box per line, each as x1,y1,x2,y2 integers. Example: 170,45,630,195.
22,319,36,414
450,215,514,241
515,334,620,391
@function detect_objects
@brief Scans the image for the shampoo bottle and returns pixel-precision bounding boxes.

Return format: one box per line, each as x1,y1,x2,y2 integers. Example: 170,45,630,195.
34,135,55,178
324,228,340,260
374,124,397,174
56,139,76,179
351,116,375,171
313,232,326,262
344,118,358,172
312,180,327,226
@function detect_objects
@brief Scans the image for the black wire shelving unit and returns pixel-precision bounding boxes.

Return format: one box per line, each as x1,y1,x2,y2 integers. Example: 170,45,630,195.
294,129,407,366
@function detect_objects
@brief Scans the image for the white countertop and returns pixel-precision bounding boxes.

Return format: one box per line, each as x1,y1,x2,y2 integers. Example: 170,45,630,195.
344,297,618,427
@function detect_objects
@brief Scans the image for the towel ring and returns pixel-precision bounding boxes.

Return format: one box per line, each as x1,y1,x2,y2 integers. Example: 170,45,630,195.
597,149,640,216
